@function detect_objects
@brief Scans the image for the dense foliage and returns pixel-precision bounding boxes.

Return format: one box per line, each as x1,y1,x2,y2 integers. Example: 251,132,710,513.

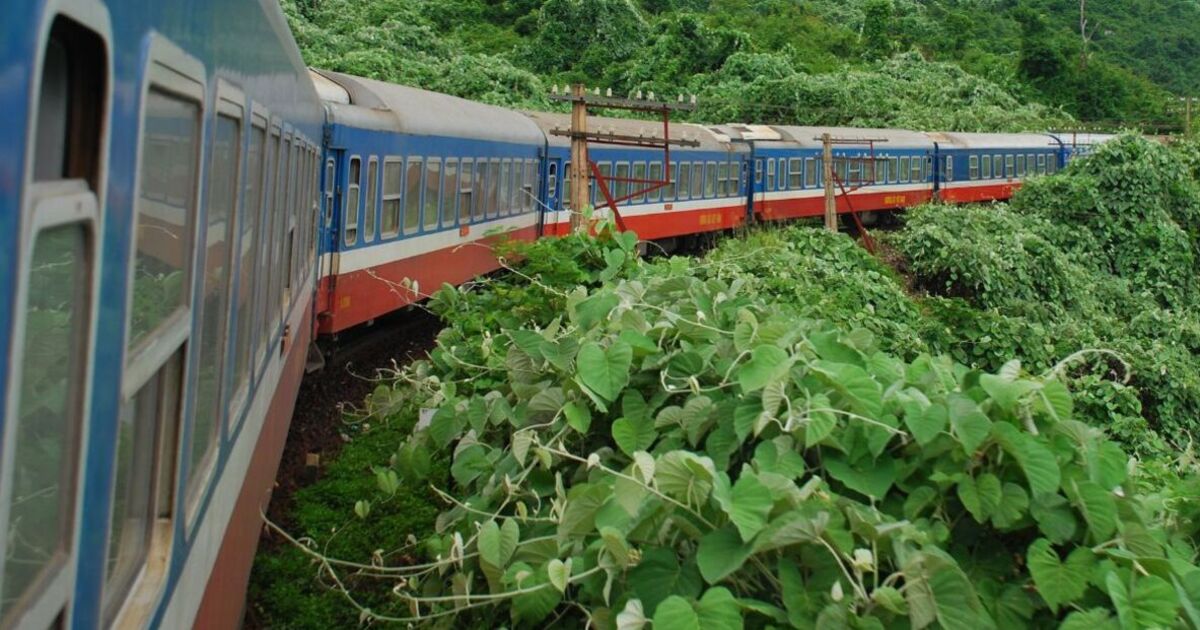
281,0,1195,131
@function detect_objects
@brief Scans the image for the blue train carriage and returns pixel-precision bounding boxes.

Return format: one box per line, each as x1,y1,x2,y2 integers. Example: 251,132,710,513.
522,111,750,241
1051,132,1119,163
0,0,323,627
723,125,937,221
926,132,1063,204
310,70,545,335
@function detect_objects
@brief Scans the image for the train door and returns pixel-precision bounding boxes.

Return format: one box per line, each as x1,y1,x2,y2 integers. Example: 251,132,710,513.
317,150,342,319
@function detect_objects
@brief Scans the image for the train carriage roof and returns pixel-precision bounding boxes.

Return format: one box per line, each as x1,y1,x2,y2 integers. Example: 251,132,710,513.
927,132,1061,150
1048,132,1120,148
522,110,740,153
311,69,544,145
764,126,935,150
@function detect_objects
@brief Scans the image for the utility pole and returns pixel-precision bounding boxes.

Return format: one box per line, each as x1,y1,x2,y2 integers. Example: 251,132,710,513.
568,84,589,232
822,133,836,231
1079,0,1089,68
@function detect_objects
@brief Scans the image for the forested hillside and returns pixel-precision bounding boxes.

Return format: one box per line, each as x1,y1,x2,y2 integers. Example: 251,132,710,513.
282,0,1197,131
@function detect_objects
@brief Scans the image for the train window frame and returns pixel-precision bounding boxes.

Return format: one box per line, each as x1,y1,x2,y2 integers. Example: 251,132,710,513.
1005,154,1015,178
944,156,953,183
804,158,816,188
731,161,742,196
363,157,378,242
546,161,558,203
632,162,647,203
646,162,661,202
561,161,572,210
458,159,474,223
229,107,268,428
442,158,459,227
899,156,910,183
402,157,423,235
111,33,206,629
1028,154,1036,175
992,154,1002,178
765,158,776,192
981,155,992,180
788,158,802,189
969,155,979,180
1037,154,1046,174
690,162,704,199
717,162,729,196
1016,154,1026,177
183,80,245,531
423,158,442,231
380,157,401,238
1,7,112,621
676,162,690,201
523,158,536,214
343,155,361,246
323,158,334,230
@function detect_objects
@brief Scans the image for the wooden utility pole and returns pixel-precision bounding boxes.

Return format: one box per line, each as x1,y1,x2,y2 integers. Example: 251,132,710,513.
1079,0,1090,68
568,84,589,232
822,133,836,231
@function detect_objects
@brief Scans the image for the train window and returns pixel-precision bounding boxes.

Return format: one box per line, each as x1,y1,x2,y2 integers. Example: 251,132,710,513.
486,159,501,218
269,135,290,325
716,163,729,196
886,157,897,183
765,158,775,192
1005,154,1015,178
912,157,923,182
1037,154,1046,174
187,95,243,518
232,116,266,420
645,162,660,202
848,159,861,184
1016,154,1026,177
731,162,742,195
252,125,280,375
344,156,360,245
981,155,992,179
1027,154,1035,174
613,162,629,202
127,87,201,351
380,159,400,237
472,158,487,219
403,157,422,233
562,162,572,210
459,160,475,221
547,162,558,202
510,160,522,212
364,158,377,242
874,158,886,184
691,163,704,199
944,156,953,182
496,160,511,217
676,163,689,200
969,156,979,180
443,159,459,226
663,162,677,200
2,218,92,626
899,157,910,183
1048,157,1057,173
523,159,536,213
324,159,334,229
423,160,442,230
787,159,802,189
804,158,816,188
754,158,763,184
838,159,850,184
992,154,1002,178
632,162,647,203
106,349,183,625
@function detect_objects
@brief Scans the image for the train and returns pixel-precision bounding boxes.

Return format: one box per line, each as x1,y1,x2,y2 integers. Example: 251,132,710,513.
0,2,1114,628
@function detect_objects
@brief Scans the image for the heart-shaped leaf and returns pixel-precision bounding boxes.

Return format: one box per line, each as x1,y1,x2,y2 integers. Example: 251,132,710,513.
577,340,633,402
1027,538,1093,612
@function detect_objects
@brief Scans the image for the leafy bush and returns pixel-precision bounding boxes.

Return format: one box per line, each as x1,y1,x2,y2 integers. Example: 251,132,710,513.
316,229,1199,628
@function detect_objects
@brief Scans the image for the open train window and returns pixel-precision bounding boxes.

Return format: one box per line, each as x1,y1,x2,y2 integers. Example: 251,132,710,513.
381,158,401,237
458,159,474,223
546,162,558,203
111,34,204,628
1,8,109,627
472,158,487,219
185,82,244,526
523,159,536,213
363,157,377,242
343,156,360,245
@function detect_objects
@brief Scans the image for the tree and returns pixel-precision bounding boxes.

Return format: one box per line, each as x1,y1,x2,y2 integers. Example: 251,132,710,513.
861,0,894,60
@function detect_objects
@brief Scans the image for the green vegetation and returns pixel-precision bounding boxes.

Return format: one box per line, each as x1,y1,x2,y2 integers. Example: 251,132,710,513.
282,0,1196,131
252,137,1200,627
